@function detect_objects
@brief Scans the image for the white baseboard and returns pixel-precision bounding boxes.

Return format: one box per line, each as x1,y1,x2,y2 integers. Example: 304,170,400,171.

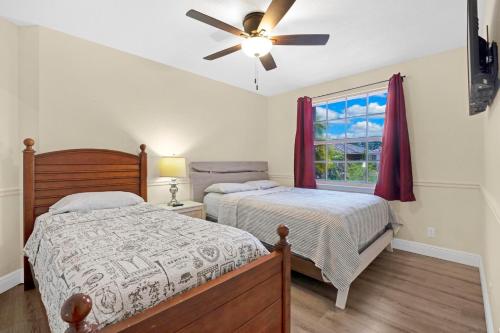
393,238,493,333
479,258,495,333
392,238,481,267
0,269,23,294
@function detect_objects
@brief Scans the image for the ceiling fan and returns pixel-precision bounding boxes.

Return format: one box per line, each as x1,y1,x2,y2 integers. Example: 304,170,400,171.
186,0,330,71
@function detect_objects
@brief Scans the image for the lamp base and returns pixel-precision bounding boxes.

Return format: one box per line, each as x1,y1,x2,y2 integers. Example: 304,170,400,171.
168,181,183,206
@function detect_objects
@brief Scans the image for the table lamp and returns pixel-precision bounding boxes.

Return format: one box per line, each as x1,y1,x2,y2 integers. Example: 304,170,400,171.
159,156,187,206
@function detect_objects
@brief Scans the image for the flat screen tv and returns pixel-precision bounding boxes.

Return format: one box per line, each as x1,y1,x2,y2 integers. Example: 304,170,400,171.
467,0,498,115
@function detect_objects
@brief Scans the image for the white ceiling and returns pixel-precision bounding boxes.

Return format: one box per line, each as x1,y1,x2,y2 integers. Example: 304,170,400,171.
0,0,468,96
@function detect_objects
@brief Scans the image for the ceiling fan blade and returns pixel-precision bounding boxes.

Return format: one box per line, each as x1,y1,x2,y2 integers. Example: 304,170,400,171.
260,53,277,71
186,9,247,37
258,0,296,33
272,34,330,45
204,44,242,60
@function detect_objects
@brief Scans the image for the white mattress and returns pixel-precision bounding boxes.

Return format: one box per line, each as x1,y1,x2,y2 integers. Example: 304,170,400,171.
204,192,224,218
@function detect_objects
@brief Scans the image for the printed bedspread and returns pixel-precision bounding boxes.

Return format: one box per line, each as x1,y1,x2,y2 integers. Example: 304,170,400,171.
24,203,269,332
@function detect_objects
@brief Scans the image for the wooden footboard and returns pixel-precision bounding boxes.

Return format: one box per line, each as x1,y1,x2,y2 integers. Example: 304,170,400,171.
61,225,291,333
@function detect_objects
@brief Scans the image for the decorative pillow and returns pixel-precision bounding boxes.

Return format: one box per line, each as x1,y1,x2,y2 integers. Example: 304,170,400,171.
204,183,258,194
245,180,280,190
49,191,144,214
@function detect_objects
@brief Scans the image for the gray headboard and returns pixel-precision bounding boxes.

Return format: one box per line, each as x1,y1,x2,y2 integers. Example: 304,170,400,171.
190,161,269,203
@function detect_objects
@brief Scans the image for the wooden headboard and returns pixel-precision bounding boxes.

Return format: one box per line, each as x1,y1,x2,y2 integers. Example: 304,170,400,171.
22,138,147,288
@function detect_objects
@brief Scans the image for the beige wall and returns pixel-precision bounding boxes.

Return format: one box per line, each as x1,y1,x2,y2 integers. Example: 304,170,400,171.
33,26,268,202
267,48,485,254
18,26,39,145
0,18,21,277
481,0,500,329
1,23,268,276
0,19,19,189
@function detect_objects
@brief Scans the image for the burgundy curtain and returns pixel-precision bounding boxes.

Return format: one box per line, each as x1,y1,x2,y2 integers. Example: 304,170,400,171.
294,97,316,189
374,73,416,201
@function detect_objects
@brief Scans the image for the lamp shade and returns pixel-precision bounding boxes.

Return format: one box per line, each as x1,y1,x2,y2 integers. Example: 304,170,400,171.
159,157,187,178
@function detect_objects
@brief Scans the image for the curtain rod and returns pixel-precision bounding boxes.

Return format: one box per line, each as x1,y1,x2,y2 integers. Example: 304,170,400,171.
312,75,406,100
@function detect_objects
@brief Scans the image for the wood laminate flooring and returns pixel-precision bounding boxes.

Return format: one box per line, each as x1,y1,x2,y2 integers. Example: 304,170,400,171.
0,250,486,333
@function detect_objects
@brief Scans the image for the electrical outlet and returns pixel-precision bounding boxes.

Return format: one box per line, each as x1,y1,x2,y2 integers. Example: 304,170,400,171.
427,227,436,238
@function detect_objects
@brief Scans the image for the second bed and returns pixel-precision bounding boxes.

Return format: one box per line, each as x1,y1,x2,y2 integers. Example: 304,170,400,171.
191,161,398,309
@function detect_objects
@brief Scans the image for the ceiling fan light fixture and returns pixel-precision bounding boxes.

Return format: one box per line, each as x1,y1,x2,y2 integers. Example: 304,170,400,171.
241,36,273,57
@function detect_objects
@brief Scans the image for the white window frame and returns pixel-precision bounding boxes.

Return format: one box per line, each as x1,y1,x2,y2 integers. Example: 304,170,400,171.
312,87,387,192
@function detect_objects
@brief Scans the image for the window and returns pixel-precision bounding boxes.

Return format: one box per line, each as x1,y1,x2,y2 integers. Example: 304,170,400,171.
313,90,387,184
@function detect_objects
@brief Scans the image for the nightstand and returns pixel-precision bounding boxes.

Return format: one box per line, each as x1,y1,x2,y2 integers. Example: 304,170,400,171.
158,201,206,219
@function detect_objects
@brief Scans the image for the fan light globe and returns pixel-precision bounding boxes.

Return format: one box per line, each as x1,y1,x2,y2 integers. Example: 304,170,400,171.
241,36,272,57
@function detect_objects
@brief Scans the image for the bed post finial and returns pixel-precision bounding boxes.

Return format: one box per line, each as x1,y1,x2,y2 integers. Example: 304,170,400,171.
61,294,97,333
139,144,147,201
275,224,289,250
274,224,291,333
24,138,35,151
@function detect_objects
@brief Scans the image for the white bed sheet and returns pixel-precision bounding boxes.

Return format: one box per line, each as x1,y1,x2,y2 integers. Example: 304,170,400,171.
204,192,225,219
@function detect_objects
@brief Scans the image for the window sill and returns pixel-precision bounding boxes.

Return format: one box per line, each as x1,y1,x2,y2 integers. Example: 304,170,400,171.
316,182,375,194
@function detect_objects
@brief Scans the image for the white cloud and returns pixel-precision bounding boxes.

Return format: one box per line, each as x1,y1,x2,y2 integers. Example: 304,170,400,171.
328,110,343,120
347,104,366,116
314,105,327,121
345,101,386,117
347,120,384,138
368,102,386,114
367,121,384,136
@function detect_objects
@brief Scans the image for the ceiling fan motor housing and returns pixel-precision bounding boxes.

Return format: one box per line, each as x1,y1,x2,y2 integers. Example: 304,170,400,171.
243,12,265,35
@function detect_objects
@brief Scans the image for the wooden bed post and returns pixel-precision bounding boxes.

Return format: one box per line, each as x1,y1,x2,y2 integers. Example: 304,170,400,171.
23,138,35,290
274,224,291,333
139,144,147,201
61,294,97,333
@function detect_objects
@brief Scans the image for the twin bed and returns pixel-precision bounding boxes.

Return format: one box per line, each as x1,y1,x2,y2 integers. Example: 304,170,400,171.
23,140,396,333
22,140,291,333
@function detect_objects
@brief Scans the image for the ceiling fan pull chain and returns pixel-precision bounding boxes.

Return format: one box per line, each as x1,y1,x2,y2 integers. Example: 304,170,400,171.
254,57,259,91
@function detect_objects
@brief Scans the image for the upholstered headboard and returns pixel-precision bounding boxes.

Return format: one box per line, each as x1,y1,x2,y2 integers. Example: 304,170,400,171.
190,161,269,203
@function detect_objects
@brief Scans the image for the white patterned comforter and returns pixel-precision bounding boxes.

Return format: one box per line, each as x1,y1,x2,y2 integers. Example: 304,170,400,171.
24,203,269,333
217,187,397,291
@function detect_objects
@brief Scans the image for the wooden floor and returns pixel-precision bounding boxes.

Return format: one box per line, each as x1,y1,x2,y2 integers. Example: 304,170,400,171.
0,250,486,333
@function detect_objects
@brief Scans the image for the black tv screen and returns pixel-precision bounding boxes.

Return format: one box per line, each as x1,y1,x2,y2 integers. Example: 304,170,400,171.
467,0,498,115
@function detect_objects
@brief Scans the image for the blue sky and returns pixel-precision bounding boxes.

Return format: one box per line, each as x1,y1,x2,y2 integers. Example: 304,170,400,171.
314,90,387,140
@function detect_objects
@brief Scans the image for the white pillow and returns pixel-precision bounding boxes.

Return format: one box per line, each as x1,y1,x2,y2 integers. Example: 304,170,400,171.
49,191,144,214
204,183,258,194
245,180,280,190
